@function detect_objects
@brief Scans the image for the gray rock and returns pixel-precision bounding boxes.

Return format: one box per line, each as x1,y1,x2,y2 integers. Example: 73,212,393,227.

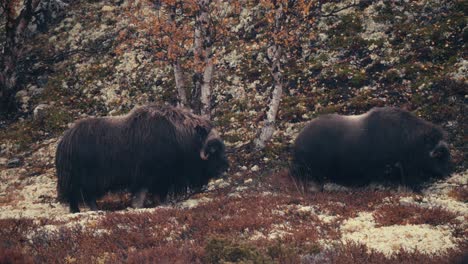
7,158,22,168
28,85,44,96
15,90,28,100
15,90,31,112
33,104,51,121
37,75,48,87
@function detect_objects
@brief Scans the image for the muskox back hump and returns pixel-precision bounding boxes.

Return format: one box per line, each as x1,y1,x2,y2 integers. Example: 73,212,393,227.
294,114,364,155
292,114,360,181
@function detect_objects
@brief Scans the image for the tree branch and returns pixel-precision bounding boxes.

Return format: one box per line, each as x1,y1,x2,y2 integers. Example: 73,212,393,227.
320,0,358,18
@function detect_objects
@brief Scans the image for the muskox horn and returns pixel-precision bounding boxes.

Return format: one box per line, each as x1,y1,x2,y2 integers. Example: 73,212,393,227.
200,145,218,160
200,150,209,160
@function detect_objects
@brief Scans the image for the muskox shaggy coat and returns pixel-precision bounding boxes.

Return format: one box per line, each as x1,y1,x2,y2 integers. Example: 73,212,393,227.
291,107,451,189
56,105,229,213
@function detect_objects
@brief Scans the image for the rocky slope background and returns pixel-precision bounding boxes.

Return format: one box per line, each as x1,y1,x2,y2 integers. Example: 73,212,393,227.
0,0,467,263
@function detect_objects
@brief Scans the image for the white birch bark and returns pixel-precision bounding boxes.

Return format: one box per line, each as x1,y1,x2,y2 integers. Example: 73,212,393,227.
173,60,187,106
200,56,213,117
254,44,284,149
167,5,187,107
254,2,284,149
192,16,202,111
192,0,213,117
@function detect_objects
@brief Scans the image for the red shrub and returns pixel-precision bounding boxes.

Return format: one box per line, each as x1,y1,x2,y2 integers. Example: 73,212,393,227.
0,247,33,264
373,204,458,227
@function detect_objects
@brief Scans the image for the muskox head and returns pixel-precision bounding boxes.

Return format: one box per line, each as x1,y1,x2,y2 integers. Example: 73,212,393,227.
200,129,229,177
425,140,451,178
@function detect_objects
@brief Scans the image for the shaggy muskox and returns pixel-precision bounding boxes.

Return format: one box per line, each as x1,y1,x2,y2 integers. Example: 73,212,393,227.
291,107,451,190
56,105,229,213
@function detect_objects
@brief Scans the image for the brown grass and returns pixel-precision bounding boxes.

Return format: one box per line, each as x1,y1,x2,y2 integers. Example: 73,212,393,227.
448,186,468,202
0,247,34,264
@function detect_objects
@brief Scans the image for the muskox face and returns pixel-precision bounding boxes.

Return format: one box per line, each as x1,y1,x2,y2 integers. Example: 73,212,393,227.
200,138,229,177
425,140,451,178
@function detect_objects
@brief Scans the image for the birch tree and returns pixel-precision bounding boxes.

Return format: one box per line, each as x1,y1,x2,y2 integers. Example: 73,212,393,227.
123,0,193,106
124,0,236,115
166,1,189,106
253,0,350,149
192,0,213,117
192,0,238,116
253,0,285,149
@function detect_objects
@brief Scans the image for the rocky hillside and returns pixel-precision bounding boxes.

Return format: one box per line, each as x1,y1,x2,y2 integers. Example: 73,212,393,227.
0,0,466,263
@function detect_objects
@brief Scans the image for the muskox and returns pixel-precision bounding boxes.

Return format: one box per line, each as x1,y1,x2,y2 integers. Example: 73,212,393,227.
291,107,451,190
56,105,229,213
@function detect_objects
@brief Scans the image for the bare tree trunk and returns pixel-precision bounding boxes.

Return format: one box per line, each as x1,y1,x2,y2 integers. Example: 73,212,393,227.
0,34,18,112
173,59,187,106
192,0,213,117
191,72,202,113
254,44,284,149
191,8,203,113
167,3,187,107
200,55,213,117
254,2,284,150
0,0,41,115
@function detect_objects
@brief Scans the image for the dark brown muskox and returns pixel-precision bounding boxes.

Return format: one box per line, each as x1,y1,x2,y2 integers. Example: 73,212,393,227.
56,105,229,213
291,107,451,190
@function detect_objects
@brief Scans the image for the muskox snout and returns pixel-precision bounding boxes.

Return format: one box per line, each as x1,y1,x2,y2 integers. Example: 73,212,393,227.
220,156,230,172
213,154,229,178
200,135,230,178
427,140,452,178
429,141,450,159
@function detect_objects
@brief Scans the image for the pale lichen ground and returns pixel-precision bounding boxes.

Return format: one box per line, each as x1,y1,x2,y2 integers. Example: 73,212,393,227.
339,171,467,256
0,169,68,219
341,212,457,256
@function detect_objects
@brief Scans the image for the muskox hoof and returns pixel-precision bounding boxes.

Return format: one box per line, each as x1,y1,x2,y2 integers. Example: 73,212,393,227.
307,181,324,192
86,200,98,211
69,203,80,213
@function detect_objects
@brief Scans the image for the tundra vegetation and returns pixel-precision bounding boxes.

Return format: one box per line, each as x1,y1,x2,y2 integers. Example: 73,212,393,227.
0,0,466,263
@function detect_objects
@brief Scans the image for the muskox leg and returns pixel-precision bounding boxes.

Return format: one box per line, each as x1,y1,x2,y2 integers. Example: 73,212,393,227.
399,163,424,192
291,163,325,193
86,197,98,211
307,180,324,192
69,192,80,213
308,168,325,192
131,188,148,208
396,162,406,186
69,202,80,213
